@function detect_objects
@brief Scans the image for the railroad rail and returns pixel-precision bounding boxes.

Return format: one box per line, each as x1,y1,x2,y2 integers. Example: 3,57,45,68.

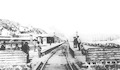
41,43,64,56
35,43,78,70
63,47,78,70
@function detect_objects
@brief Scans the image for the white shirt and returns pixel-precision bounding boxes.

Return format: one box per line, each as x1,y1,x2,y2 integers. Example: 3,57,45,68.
77,38,81,43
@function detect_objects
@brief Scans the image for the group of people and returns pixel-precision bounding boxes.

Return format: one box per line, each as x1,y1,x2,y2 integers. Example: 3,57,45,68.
73,36,82,51
0,41,24,50
0,41,42,63
21,41,42,63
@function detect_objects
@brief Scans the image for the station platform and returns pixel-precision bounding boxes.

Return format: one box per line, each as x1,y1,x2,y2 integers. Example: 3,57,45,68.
31,52,52,70
41,43,63,52
29,42,64,59
30,42,64,70
68,41,86,63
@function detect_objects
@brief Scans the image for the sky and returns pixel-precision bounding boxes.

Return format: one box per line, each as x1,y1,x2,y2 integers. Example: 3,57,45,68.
0,0,120,40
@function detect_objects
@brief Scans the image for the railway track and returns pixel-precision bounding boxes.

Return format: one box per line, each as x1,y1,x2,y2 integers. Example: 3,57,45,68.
36,44,78,70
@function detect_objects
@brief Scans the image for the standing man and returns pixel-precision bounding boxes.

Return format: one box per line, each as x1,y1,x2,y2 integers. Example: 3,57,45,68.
21,42,30,63
36,42,42,58
73,37,78,48
33,39,37,52
77,36,81,51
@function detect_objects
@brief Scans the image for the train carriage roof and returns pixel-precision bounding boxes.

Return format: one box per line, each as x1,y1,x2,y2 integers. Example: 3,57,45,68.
0,37,31,41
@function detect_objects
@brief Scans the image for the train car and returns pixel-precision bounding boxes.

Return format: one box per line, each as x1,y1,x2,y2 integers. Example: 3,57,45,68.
0,36,32,70
83,41,120,70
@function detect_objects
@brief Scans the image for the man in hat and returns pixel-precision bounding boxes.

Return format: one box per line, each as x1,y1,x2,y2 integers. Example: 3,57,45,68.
73,37,78,48
36,41,42,58
21,42,30,63
77,36,81,51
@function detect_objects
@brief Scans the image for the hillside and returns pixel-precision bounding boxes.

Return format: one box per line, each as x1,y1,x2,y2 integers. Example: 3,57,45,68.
0,19,47,35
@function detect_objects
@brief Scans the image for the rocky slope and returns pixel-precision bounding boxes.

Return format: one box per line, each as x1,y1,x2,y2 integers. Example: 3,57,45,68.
0,19,47,35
